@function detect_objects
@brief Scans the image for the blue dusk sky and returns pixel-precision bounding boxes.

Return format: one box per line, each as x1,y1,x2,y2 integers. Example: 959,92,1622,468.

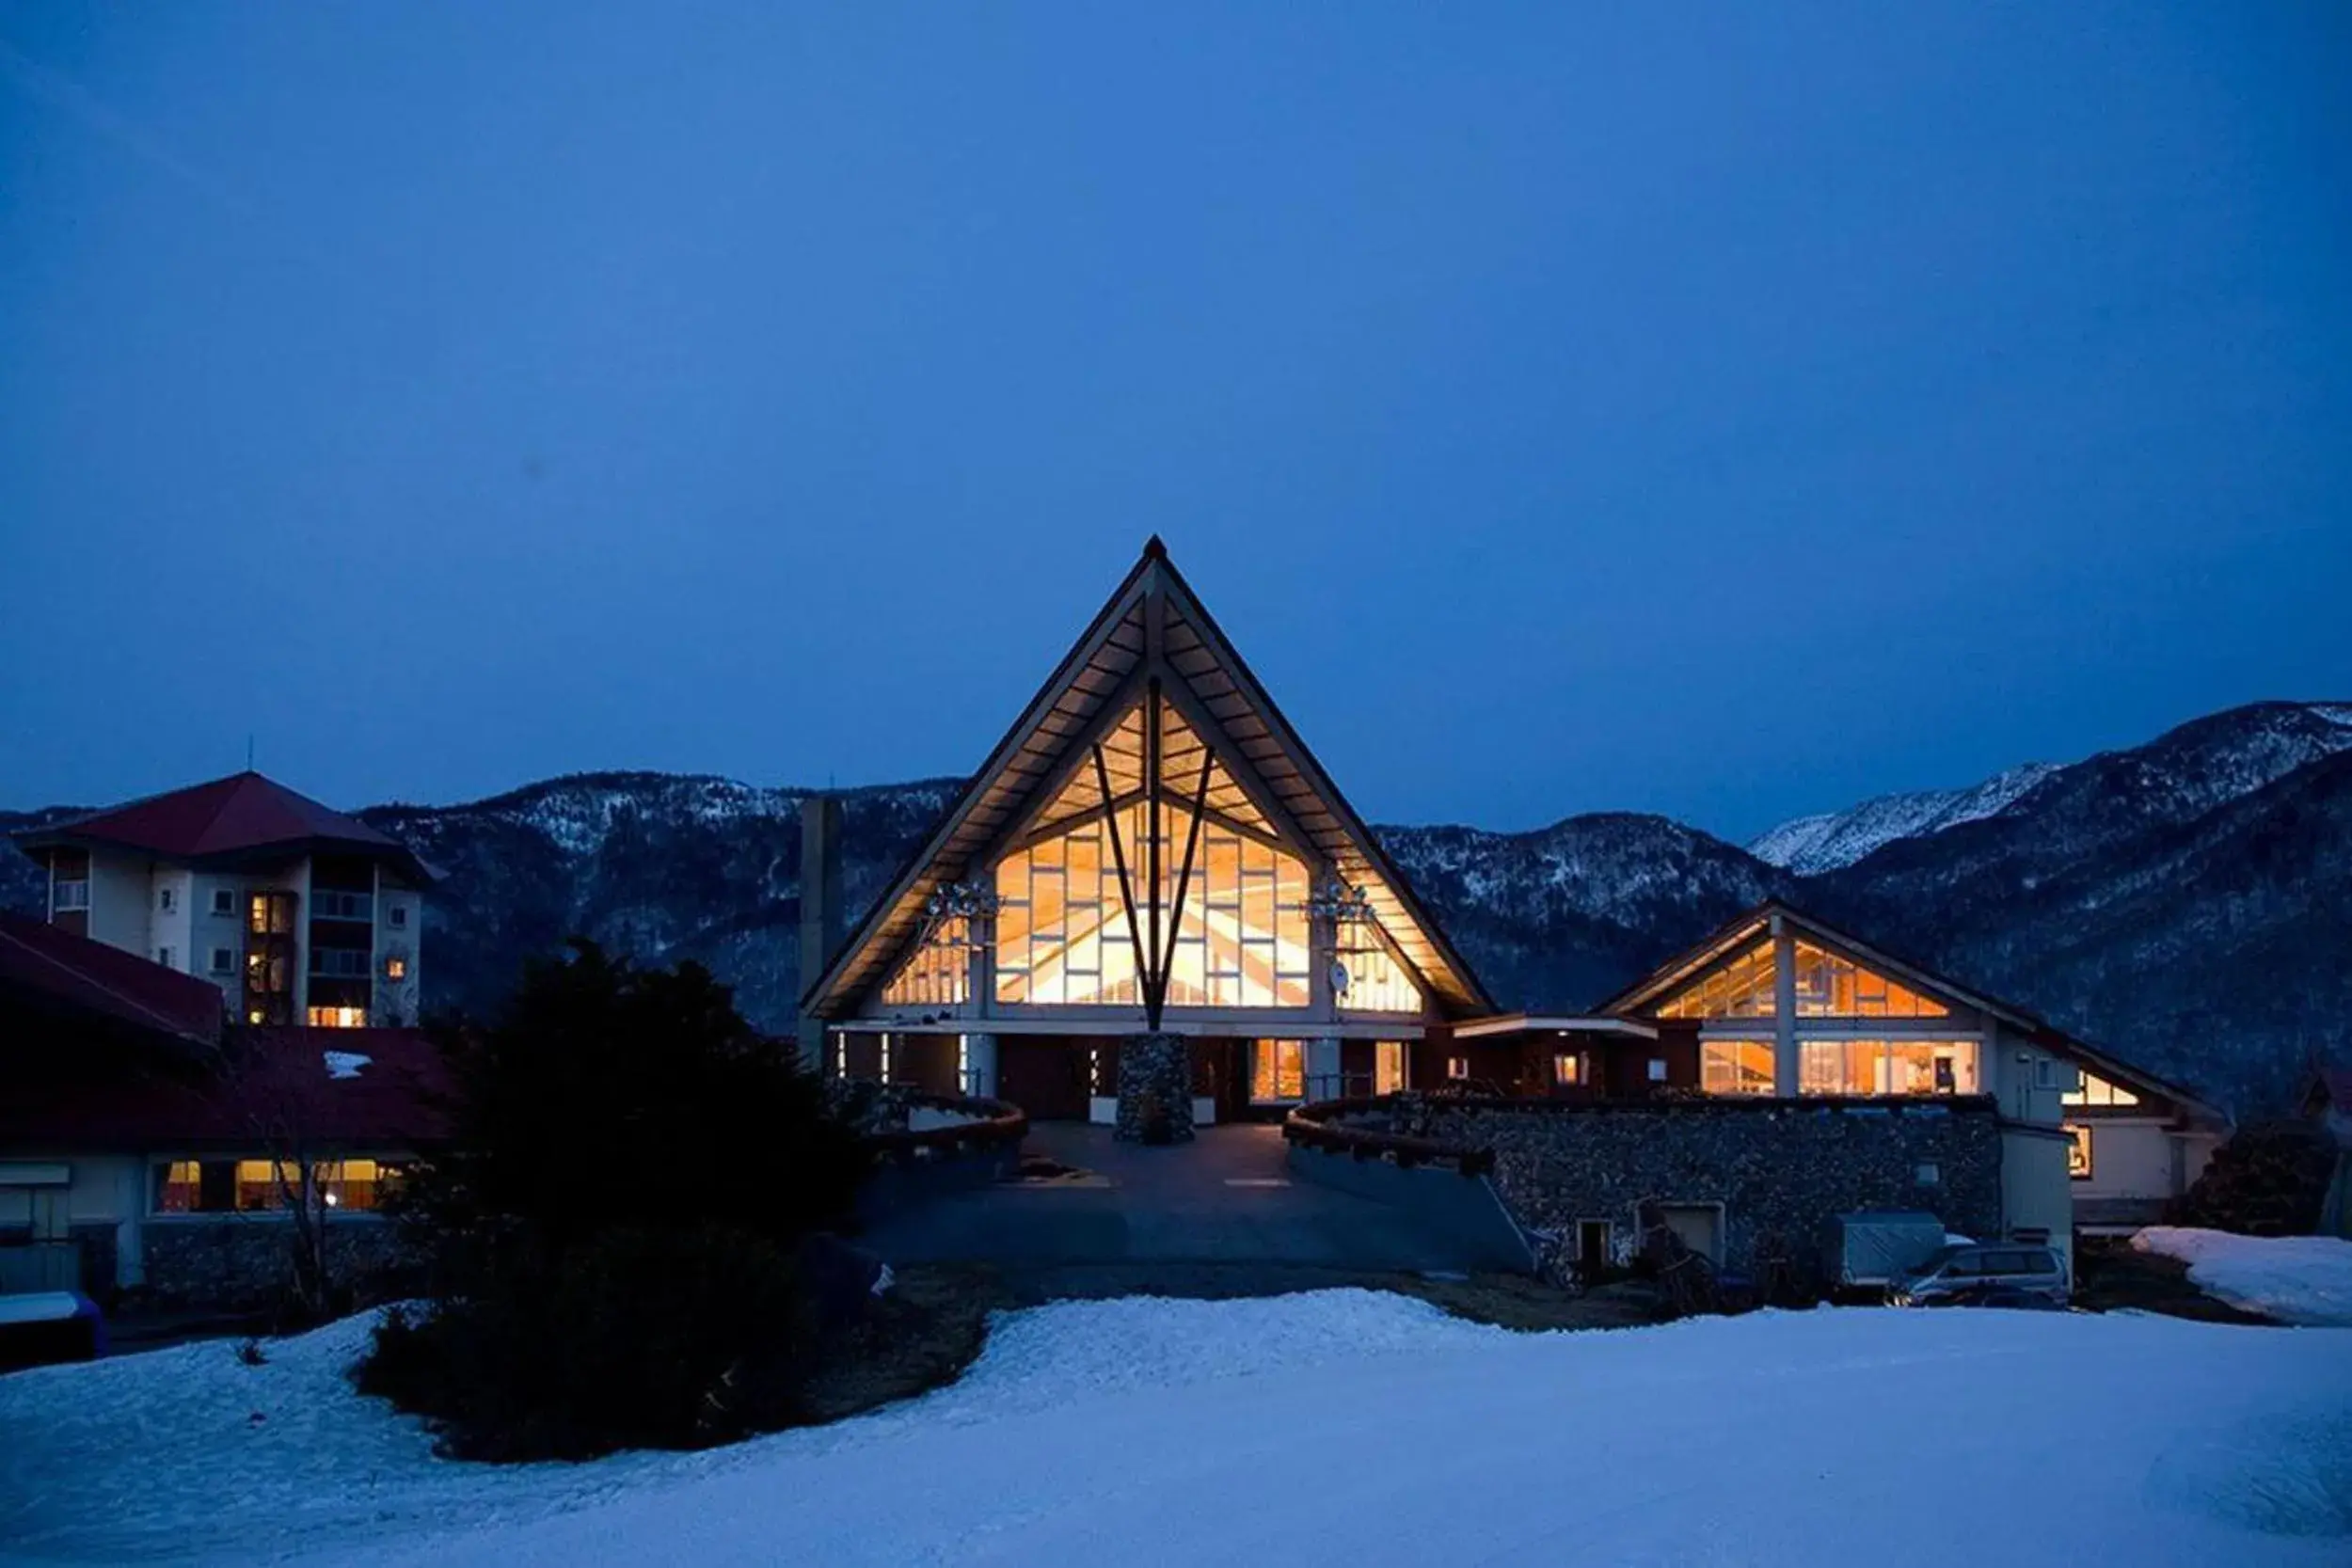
2,3,2346,843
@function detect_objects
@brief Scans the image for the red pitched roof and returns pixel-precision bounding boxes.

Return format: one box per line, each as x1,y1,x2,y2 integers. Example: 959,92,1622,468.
0,912,226,1045
0,1026,453,1151
15,770,435,881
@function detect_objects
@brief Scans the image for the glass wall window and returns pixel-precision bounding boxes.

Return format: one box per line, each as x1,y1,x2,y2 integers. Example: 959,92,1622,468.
1338,924,1422,1014
2060,1071,2140,1108
1700,1039,1776,1095
154,1158,403,1213
1797,1039,1979,1096
994,805,1312,1008
883,917,971,1006
1657,942,1777,1019
1251,1038,1305,1101
1791,941,1948,1018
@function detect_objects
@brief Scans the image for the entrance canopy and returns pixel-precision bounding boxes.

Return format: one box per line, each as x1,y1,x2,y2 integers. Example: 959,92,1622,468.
803,538,1489,1026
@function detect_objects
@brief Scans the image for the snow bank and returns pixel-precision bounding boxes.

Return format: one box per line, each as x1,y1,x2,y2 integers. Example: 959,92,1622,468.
5,1294,2348,1567
2134,1227,2352,1327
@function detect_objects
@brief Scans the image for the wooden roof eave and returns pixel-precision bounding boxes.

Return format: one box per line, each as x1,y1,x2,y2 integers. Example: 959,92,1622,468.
801,557,1157,1019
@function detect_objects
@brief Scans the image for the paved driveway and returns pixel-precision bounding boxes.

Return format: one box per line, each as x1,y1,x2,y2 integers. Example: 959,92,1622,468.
859,1121,1507,1282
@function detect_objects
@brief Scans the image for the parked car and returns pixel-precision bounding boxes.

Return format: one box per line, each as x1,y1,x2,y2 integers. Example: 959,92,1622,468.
1888,1243,2069,1308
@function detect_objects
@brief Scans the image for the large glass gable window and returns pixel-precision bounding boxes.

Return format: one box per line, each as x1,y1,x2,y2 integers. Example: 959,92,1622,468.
1657,942,1776,1019
1792,941,1948,1018
882,917,971,1006
994,699,1313,1008
1658,937,1951,1021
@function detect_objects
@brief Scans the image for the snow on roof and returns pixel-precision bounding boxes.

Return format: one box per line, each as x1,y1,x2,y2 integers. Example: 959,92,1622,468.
323,1051,373,1081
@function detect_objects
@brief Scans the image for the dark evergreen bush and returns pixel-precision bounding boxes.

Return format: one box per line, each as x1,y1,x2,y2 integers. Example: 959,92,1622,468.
2168,1119,2335,1237
357,942,871,1459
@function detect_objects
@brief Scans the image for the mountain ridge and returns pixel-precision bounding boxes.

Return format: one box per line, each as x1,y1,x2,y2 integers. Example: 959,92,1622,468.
5,701,2345,1115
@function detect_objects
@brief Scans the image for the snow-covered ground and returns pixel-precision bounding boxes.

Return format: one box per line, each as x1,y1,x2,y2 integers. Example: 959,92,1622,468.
4,1292,2348,1567
2135,1227,2352,1327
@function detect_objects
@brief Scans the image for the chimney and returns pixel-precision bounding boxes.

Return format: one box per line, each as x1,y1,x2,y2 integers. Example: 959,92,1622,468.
795,793,845,1068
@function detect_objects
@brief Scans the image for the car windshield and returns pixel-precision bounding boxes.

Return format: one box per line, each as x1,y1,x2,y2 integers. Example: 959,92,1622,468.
1908,1245,1966,1277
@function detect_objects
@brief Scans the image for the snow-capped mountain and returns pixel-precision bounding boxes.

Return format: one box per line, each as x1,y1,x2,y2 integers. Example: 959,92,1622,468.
5,702,2345,1114
1753,703,2352,877
1748,763,2060,875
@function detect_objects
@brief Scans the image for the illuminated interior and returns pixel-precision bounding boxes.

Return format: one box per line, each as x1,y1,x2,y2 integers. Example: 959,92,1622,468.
2061,1070,2140,1108
1338,922,1422,1013
1700,1039,1775,1094
1375,1040,1406,1094
1657,937,1950,1020
2066,1124,2093,1179
1792,941,1948,1018
1656,942,1776,1019
153,1157,402,1213
993,697,1317,1008
1797,1038,1979,1096
883,916,971,1006
307,1005,369,1028
1251,1038,1305,1101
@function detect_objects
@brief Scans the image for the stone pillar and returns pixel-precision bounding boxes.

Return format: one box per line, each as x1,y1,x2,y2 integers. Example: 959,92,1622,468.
1304,1037,1344,1103
1116,1032,1196,1144
961,1033,998,1099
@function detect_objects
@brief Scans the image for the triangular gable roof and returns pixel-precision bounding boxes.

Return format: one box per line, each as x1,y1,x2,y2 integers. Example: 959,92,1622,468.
1599,899,2225,1122
15,771,437,884
804,538,1491,1019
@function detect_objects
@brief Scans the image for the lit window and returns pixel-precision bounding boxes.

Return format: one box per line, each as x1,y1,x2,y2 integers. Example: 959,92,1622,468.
1552,1052,1583,1087
1252,1039,1306,1101
1375,1040,1406,1095
1447,1055,1470,1081
2060,1071,2140,1108
1645,1057,1668,1083
384,956,407,981
883,917,971,1006
993,699,1311,1010
2066,1124,2093,1180
235,1160,302,1211
1700,1039,1775,1094
1790,941,1948,1019
1657,942,1778,1019
1797,1039,1980,1096
1337,922,1423,1015
314,1159,402,1212
307,1005,369,1028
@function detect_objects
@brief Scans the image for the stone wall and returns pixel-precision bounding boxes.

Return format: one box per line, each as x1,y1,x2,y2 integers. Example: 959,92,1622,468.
140,1218,421,1311
1339,1096,2003,1285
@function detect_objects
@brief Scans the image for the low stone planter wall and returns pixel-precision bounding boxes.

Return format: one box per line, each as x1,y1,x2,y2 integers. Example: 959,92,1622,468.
1304,1093,2004,1287
140,1216,421,1312
852,1088,1028,1221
